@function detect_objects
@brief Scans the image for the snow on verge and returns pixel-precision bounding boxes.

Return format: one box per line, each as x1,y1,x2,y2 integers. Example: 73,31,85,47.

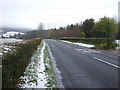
60,40,94,48
45,42,64,88
18,41,47,88
115,40,120,49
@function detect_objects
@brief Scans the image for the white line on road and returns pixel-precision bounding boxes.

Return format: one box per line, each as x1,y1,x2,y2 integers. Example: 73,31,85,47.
81,52,86,54
65,45,71,48
75,49,86,54
93,57,120,69
0,65,2,68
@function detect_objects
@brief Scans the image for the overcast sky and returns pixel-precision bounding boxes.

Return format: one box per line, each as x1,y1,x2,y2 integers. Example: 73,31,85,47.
1,0,119,30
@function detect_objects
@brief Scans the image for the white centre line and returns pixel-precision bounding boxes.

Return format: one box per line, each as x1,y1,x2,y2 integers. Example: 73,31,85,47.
93,57,120,69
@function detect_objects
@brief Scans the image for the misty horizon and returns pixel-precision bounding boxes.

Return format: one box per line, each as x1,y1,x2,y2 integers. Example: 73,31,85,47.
1,0,118,30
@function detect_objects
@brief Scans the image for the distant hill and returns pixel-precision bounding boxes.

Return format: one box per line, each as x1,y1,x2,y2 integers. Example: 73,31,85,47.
0,26,32,35
2,31,24,38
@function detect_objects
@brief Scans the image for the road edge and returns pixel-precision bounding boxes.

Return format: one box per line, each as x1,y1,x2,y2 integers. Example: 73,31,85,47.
45,40,64,88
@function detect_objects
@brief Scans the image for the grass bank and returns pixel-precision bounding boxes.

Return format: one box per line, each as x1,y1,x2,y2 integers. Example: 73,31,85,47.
2,38,41,88
18,41,57,88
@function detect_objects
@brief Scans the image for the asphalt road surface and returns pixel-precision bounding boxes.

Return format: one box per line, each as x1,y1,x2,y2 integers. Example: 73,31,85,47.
0,56,1,90
0,67,1,90
45,39,119,88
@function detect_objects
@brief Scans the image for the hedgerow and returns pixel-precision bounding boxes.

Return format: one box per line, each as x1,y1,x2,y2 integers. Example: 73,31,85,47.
2,38,41,88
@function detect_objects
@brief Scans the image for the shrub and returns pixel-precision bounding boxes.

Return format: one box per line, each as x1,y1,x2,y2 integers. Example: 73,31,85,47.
109,42,119,49
99,43,109,49
97,42,119,50
79,32,85,38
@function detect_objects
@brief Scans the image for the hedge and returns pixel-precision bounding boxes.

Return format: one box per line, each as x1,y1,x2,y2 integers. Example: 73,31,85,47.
2,38,41,88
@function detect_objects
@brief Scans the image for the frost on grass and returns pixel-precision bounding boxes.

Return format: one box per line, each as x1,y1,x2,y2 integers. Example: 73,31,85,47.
0,41,25,56
18,41,56,88
43,45,57,88
18,41,47,88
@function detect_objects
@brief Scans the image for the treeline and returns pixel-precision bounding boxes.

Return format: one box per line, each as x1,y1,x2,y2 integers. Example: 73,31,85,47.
23,23,48,39
49,16,118,39
25,30,48,39
49,23,81,38
23,16,119,40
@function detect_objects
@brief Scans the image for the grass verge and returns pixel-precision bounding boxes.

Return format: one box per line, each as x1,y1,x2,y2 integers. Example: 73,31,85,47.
43,44,57,89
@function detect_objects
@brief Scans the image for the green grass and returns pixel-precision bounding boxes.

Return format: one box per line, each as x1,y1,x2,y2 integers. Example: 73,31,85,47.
43,45,57,89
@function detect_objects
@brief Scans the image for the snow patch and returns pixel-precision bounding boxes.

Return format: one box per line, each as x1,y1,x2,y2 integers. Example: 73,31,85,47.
61,40,94,48
18,42,47,88
2,31,24,38
115,40,120,49
0,53,2,56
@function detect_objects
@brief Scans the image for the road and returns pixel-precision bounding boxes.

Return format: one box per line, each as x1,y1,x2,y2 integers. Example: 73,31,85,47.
0,55,1,90
0,67,1,90
45,39,119,88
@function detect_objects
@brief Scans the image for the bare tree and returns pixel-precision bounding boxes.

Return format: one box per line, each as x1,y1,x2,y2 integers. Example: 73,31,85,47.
37,23,44,30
